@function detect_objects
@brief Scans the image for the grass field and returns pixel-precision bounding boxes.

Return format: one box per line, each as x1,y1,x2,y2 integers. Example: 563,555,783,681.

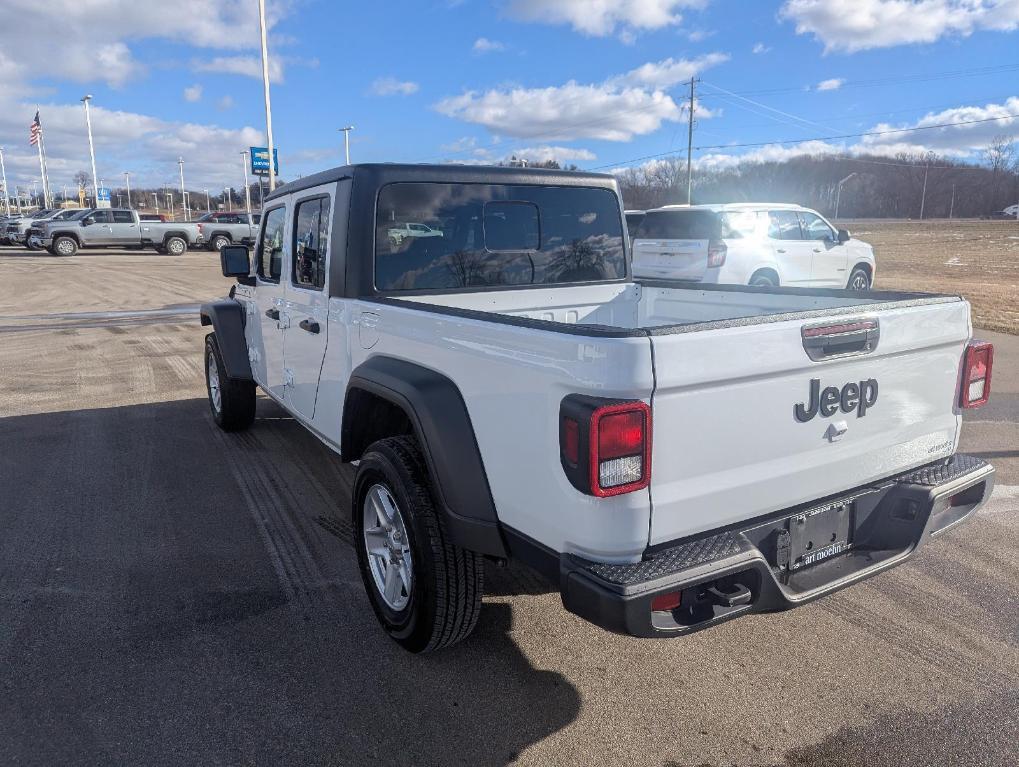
844,219,1019,334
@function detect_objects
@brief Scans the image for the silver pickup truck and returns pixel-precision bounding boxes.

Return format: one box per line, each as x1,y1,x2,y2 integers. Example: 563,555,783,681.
5,208,87,247
34,208,204,255
196,211,260,252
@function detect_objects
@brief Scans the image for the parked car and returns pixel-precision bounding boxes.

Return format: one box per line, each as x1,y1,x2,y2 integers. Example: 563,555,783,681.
195,211,261,251
631,203,876,290
33,208,204,255
200,163,994,653
24,208,90,248
386,221,443,245
986,205,1018,220
2,208,66,246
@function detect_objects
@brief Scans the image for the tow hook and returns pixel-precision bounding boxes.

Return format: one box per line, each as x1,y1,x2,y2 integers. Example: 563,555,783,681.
705,582,752,608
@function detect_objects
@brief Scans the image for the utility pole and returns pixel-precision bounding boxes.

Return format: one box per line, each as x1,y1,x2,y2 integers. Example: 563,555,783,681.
919,163,929,220
685,77,696,205
81,95,100,206
0,147,10,216
241,151,252,213
834,172,856,219
177,157,189,222
949,184,955,219
257,0,276,192
339,126,354,165
124,172,132,208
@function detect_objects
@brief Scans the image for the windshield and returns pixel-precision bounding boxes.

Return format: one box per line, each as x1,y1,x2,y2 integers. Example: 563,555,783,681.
54,209,84,220
375,182,626,291
31,209,55,219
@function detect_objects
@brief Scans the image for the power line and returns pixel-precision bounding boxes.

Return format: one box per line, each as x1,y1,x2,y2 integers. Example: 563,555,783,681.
588,112,1019,170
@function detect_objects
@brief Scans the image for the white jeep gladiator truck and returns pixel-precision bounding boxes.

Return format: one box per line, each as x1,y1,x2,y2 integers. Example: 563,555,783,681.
201,164,995,653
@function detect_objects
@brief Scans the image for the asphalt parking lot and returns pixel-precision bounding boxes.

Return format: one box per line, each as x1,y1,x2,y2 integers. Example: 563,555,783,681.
1,246,1017,767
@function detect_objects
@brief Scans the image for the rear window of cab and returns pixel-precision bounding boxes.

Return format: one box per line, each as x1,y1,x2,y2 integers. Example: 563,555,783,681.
374,182,626,291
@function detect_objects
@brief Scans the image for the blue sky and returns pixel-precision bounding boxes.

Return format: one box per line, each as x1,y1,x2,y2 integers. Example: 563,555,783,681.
1,0,1018,192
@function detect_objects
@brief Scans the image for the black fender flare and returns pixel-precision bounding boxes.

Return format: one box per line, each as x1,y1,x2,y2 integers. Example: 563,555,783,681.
199,300,252,381
342,356,506,557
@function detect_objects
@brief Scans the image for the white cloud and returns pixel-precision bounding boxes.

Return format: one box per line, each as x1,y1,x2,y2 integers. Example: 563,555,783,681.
781,0,1019,52
435,53,727,142
370,77,420,96
505,0,708,37
194,56,285,83
752,42,771,53
183,84,203,102
473,37,506,53
0,0,287,88
696,140,844,169
217,95,235,111
441,143,596,166
816,78,844,91
611,52,729,89
686,29,714,41
506,146,597,163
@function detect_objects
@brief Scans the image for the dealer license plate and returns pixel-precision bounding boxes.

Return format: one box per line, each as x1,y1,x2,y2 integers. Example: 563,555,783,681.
787,500,853,571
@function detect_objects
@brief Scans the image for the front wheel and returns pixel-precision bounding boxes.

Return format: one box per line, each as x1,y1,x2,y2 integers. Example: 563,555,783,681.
211,234,230,251
353,436,484,653
53,236,78,256
204,333,256,431
847,267,871,290
164,236,187,256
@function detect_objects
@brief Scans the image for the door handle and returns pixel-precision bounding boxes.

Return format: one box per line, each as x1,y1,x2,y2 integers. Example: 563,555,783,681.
813,248,822,253
776,248,787,254
265,308,280,320
299,318,320,334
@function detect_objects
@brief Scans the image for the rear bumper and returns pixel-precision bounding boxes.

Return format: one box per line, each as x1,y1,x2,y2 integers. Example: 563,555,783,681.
558,454,994,638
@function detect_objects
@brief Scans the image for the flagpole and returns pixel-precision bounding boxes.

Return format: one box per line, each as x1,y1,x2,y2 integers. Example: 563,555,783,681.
39,128,53,207
0,147,10,216
34,115,49,208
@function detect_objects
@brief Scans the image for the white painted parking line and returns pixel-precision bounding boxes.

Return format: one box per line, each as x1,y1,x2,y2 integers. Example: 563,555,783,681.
980,484,1019,515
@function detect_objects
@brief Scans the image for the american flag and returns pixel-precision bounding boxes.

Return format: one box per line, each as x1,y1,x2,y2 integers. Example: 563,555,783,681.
29,111,41,146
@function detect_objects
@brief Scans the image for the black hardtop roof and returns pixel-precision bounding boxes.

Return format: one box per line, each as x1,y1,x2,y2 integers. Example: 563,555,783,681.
265,162,618,202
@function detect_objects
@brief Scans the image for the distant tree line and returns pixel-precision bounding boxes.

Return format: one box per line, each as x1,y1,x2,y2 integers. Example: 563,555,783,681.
615,135,1019,219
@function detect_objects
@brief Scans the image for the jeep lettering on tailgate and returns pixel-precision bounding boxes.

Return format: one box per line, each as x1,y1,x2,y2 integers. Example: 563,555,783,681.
794,378,878,422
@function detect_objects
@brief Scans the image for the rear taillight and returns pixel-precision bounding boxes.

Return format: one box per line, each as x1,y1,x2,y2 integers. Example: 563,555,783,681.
960,341,993,408
560,396,651,497
707,239,727,268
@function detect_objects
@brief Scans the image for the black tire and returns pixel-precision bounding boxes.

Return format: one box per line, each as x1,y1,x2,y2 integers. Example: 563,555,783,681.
211,234,230,251
164,236,187,256
847,267,871,290
26,240,40,251
204,333,256,431
749,270,778,287
353,436,484,653
53,236,78,256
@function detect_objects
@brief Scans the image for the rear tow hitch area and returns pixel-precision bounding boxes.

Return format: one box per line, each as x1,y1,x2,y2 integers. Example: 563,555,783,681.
650,573,759,632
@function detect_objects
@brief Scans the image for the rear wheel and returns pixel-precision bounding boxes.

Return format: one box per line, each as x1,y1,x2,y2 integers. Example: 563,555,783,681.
204,333,256,431
353,436,484,653
847,267,871,290
53,236,77,256
164,236,187,256
749,270,778,288
211,234,230,251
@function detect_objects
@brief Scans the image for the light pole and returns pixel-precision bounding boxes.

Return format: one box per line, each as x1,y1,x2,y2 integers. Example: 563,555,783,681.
0,147,10,216
919,163,929,220
834,172,856,220
204,188,210,213
154,192,159,215
241,151,252,213
124,171,132,209
339,126,354,165
177,157,189,222
257,0,276,192
80,95,100,206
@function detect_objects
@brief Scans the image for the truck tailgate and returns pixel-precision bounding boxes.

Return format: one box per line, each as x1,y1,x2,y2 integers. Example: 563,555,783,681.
647,298,970,545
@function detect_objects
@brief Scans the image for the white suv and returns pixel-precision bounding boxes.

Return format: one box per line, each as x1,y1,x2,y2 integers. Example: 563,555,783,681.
630,203,876,290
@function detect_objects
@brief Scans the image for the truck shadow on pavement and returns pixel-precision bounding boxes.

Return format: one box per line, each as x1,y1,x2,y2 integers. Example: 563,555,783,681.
0,397,579,766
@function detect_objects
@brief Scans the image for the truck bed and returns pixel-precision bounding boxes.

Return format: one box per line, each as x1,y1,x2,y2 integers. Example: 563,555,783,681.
406,280,950,332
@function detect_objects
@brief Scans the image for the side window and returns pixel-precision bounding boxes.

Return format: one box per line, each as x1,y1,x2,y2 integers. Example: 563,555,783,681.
112,210,134,223
799,212,835,241
90,210,113,224
767,210,802,240
257,207,287,282
292,197,330,290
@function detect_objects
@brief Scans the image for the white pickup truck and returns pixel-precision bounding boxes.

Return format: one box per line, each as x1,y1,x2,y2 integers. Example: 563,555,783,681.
201,164,995,653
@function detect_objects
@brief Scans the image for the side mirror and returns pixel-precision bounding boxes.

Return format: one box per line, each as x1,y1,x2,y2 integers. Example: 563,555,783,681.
837,228,851,244
220,244,254,285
